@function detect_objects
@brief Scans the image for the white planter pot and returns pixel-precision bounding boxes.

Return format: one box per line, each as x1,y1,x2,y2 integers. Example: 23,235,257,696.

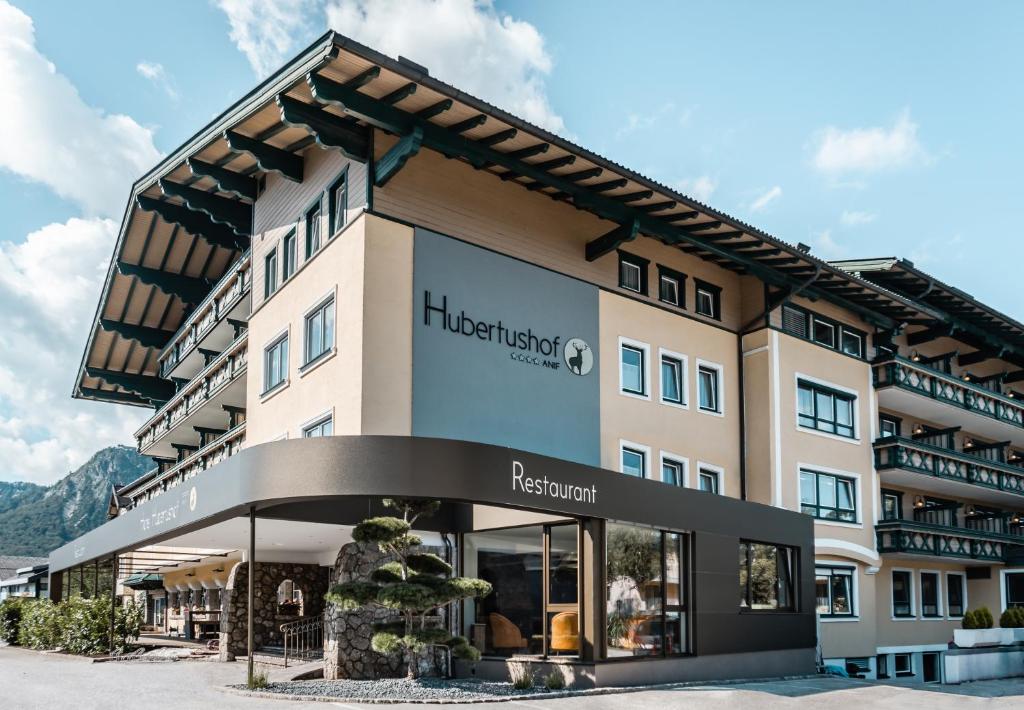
954,628,1009,648
1011,628,1024,644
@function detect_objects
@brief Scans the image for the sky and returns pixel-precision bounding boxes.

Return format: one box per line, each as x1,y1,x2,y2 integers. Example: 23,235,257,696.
1,0,1022,484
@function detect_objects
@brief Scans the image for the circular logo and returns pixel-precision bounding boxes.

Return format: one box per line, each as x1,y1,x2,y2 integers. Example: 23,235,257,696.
563,337,593,376
188,486,198,512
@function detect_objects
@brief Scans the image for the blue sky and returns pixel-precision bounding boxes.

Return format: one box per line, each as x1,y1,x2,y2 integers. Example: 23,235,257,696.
1,0,1022,482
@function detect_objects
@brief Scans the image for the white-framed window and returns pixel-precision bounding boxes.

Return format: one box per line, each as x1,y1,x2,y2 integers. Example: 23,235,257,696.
620,441,650,479
891,568,916,619
697,464,721,494
696,359,723,415
303,295,336,366
328,169,348,236
659,348,688,408
815,564,857,618
618,252,648,294
264,247,278,298
282,230,297,281
263,333,289,394
894,653,913,677
657,265,685,307
303,416,333,438
946,572,966,618
659,452,688,487
694,279,721,320
920,570,943,618
812,317,836,348
619,337,650,399
305,199,323,259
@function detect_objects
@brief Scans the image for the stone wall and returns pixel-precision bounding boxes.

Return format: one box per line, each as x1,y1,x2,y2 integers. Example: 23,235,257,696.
219,561,330,661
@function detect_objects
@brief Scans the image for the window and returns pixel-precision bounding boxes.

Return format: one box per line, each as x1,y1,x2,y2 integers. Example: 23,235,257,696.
328,171,348,235
813,318,836,348
305,200,322,258
947,573,965,617
879,414,901,438
1008,572,1024,608
841,330,863,357
621,446,646,478
799,469,856,522
894,653,913,677
781,305,808,338
264,248,278,298
921,572,941,617
617,251,648,294
303,416,333,438
815,566,855,617
882,490,902,521
779,303,865,359
303,296,335,365
739,541,796,611
694,279,721,320
620,342,647,396
797,379,856,439
698,467,720,494
892,570,913,618
661,457,684,486
282,230,297,280
660,353,685,406
263,335,288,393
657,265,685,307
698,363,721,413
876,654,889,679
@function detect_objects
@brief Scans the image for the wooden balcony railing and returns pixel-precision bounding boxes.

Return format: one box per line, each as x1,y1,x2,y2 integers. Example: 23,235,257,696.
875,519,1024,562
874,436,1024,497
136,335,248,453
873,356,1024,429
158,252,251,379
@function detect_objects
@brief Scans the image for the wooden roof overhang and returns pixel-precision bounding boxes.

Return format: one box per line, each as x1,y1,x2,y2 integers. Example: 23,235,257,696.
77,32,938,410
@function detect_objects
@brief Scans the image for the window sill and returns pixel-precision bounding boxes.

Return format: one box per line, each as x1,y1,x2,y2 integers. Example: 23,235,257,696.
698,406,724,418
260,380,289,402
620,389,651,402
811,518,864,530
796,424,861,446
660,398,689,411
820,616,860,623
920,616,946,621
890,616,918,622
299,347,337,377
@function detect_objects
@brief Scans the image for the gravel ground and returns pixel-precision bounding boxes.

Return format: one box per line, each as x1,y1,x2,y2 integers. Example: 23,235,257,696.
233,678,562,701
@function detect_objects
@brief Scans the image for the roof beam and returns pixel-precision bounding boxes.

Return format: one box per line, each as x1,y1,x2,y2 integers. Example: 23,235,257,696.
345,66,381,89
664,211,700,222
615,190,654,203
117,261,212,306
186,159,258,201
276,95,369,162
477,129,517,146
135,196,244,252
224,129,304,182
416,99,453,119
907,323,958,346
534,155,576,172
636,200,677,213
958,348,1007,367
507,143,549,160
586,219,639,262
77,386,151,407
158,180,252,235
590,178,628,193
85,368,175,403
374,126,423,187
99,319,174,350
447,114,488,134
380,82,417,105
684,220,723,232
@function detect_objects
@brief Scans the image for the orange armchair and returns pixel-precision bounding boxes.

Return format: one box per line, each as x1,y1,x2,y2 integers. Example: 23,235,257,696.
488,613,527,650
549,611,579,652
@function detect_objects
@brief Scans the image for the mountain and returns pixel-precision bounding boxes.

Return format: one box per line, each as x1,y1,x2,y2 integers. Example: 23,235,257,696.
0,446,151,557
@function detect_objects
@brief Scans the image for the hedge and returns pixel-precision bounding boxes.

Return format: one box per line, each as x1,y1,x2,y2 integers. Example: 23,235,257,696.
0,597,142,655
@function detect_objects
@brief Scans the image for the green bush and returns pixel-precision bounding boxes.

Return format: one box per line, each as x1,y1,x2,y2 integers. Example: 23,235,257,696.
963,606,994,629
0,597,33,644
1000,607,1024,628
16,598,143,655
544,669,566,690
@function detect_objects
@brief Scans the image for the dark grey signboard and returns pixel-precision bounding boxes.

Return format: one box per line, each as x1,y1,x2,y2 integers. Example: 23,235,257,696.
412,228,600,466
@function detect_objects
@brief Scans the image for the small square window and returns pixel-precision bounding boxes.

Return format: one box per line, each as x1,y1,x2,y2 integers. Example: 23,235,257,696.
813,318,836,348
617,251,649,295
660,354,684,405
894,653,912,676
698,364,721,413
662,459,684,486
657,266,686,307
695,279,721,319
698,468,719,494
879,415,900,438
621,447,646,478
841,330,864,357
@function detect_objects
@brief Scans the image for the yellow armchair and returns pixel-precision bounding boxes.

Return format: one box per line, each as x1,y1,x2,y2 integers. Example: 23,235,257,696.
549,611,579,652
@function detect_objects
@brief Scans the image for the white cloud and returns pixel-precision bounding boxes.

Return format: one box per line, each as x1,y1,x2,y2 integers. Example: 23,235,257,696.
0,1,160,216
0,218,146,484
136,61,178,100
812,109,927,175
325,0,565,134
749,185,782,212
217,0,320,79
674,175,717,203
616,102,683,139
840,210,877,226
810,229,848,259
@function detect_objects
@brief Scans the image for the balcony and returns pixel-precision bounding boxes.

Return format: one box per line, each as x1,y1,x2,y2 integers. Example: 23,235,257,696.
122,423,246,510
873,356,1024,444
136,334,247,457
876,518,1024,563
159,252,251,381
875,435,1024,506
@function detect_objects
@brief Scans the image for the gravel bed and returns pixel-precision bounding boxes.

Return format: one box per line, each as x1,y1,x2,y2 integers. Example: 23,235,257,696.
229,678,565,702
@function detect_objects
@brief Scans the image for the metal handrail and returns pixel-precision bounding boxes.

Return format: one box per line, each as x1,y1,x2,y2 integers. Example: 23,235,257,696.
280,613,324,668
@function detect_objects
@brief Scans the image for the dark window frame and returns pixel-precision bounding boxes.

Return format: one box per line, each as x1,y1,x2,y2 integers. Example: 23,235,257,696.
876,654,890,679
892,570,914,618
661,457,684,487
894,652,913,677
281,230,297,281
798,379,856,439
779,302,867,360
698,363,721,413
302,295,336,367
815,564,856,618
739,539,798,612
304,196,323,259
328,166,350,236
660,353,684,405
617,250,649,295
1006,571,1024,609
881,489,903,521
264,247,278,298
620,343,647,396
620,445,647,479
879,413,902,438
920,571,941,618
303,416,334,438
698,468,720,494
694,278,722,320
656,264,686,308
946,573,965,617
799,469,857,522
262,334,289,395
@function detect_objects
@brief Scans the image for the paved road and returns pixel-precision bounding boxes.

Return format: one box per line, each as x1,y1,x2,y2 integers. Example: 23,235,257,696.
2,646,1023,709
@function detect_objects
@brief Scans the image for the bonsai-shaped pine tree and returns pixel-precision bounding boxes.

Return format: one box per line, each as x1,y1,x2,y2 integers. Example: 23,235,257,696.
325,498,492,679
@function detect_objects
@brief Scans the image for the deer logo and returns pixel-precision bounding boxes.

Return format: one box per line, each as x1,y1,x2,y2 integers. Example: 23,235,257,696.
564,338,593,376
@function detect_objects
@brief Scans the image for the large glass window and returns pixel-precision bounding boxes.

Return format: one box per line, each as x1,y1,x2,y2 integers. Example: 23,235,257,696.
816,565,854,617
698,364,721,413
798,380,855,438
921,572,941,617
800,469,856,522
660,354,684,405
606,524,689,658
263,335,288,393
620,344,646,396
892,570,913,617
739,541,796,611
947,573,964,617
304,297,335,365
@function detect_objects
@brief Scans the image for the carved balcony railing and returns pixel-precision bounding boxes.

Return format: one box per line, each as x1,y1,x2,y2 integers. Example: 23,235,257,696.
874,436,1024,498
875,519,1024,562
137,335,248,453
873,356,1024,430
158,252,251,379
124,423,246,508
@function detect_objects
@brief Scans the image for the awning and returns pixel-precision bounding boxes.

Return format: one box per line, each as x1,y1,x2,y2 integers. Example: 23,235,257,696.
122,573,165,590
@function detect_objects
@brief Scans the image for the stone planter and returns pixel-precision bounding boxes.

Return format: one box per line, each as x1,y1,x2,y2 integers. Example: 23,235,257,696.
1010,628,1024,644
954,628,1012,647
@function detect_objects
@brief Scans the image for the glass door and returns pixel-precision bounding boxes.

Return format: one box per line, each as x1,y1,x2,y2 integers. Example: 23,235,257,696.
545,524,580,657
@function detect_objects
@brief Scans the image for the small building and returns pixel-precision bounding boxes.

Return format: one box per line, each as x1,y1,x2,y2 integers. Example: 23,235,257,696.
0,563,49,601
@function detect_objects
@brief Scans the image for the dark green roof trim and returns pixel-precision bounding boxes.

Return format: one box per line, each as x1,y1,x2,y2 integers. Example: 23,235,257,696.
276,94,369,162
158,179,252,235
374,126,423,187
116,262,212,306
136,196,245,252
99,319,174,350
224,129,304,183
85,367,174,403
186,159,259,201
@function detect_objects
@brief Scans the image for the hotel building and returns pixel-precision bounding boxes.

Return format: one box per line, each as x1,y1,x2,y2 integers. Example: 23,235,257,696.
46,32,1024,685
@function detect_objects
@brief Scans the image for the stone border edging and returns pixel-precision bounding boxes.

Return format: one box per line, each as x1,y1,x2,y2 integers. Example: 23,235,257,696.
216,673,824,705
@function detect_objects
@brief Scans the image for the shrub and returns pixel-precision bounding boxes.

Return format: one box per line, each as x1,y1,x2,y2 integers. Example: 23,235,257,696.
509,660,534,690
0,597,31,644
1000,607,1024,628
248,664,270,690
963,607,994,629
16,598,142,655
544,669,566,690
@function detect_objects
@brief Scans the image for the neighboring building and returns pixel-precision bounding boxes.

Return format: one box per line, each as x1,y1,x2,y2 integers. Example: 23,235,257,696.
42,32,1019,685
0,562,48,601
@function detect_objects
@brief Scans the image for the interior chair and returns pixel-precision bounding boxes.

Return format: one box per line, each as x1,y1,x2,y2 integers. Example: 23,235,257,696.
549,611,579,652
488,612,528,650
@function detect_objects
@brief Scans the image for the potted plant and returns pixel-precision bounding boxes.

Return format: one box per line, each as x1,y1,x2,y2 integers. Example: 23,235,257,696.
954,607,1006,647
